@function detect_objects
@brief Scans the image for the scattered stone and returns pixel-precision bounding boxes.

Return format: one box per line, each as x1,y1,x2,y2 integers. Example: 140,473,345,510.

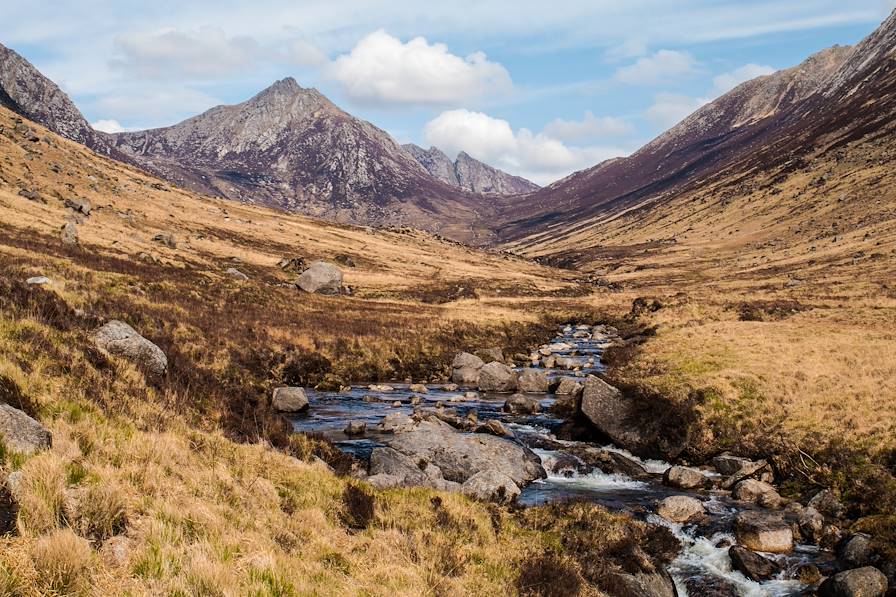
91,320,168,376
368,384,394,392
477,361,518,392
793,564,822,585
17,188,45,203
152,233,177,249
461,470,520,504
663,466,708,490
377,413,414,434
809,489,845,519
408,383,428,394
451,352,484,386
463,391,478,400
713,454,756,476
502,394,541,415
475,419,511,437
657,495,704,523
26,276,50,285
798,507,825,544
728,545,780,581
61,221,78,245
391,401,402,408
818,567,888,597
720,459,770,490
734,511,794,553
442,384,459,392
555,378,583,397
278,257,306,273
225,267,249,281
474,347,504,364
840,534,875,568
733,479,783,508
517,369,549,393
296,261,343,295
410,395,423,406
64,197,92,215
271,387,309,412
344,421,366,436
0,404,52,454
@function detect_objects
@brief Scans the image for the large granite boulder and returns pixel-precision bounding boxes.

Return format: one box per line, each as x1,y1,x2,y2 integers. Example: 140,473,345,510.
91,320,168,376
271,387,309,412
656,495,704,523
819,567,888,597
662,466,708,490
0,404,51,454
296,261,343,295
477,361,518,392
517,369,549,393
451,352,484,386
728,545,780,581
461,470,520,504
369,447,428,486
734,511,793,553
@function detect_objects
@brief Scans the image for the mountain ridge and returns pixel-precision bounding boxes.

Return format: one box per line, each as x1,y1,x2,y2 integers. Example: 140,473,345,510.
404,143,539,195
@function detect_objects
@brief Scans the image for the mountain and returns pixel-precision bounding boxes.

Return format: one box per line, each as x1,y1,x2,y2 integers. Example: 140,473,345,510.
499,9,896,268
109,79,495,242
404,144,539,195
0,42,111,153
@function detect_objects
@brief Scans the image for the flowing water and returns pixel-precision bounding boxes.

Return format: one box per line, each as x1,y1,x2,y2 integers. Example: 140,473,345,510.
289,325,835,596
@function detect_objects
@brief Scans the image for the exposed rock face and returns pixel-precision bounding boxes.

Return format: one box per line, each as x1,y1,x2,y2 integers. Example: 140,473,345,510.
382,419,545,486
91,320,168,376
404,144,539,195
296,261,343,295
271,387,309,412
734,511,794,554
819,567,888,597
477,362,518,392
0,43,110,152
656,495,704,523
369,447,428,486
728,545,780,581
0,404,51,454
108,79,495,242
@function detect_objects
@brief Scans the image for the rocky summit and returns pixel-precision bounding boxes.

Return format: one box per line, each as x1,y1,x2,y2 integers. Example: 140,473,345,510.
404,144,539,195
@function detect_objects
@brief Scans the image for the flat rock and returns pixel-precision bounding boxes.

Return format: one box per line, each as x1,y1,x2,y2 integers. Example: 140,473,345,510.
271,387,309,412
369,447,428,486
91,320,168,376
296,261,343,295
0,404,51,454
735,511,794,554
657,495,704,523
26,276,51,285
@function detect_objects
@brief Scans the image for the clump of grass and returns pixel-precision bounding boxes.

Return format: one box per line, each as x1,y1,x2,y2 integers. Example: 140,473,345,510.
15,452,67,535
72,482,128,541
339,485,375,531
32,528,93,596
516,551,583,597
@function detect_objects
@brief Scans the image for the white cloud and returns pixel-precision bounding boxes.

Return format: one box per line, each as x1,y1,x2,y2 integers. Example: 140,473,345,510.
543,111,633,142
287,39,328,67
91,119,130,133
327,30,512,106
615,49,700,85
645,93,709,128
111,27,262,79
423,109,629,185
713,63,776,93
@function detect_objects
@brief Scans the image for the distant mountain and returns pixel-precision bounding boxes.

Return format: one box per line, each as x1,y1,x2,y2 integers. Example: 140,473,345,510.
0,42,112,153
404,144,539,195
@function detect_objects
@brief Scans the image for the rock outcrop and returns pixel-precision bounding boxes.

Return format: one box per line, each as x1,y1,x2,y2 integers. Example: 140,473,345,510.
404,144,539,195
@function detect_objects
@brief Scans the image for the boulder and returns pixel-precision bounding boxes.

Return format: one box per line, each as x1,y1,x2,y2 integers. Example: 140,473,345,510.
368,384,394,392
451,352,484,386
728,545,780,581
474,348,504,364
461,470,520,504
369,447,428,486
555,378,583,397
580,377,646,453
734,512,793,554
91,320,168,376
26,276,51,286
503,394,541,415
64,198,92,216
377,413,414,434
271,387,309,412
296,261,343,295
713,454,756,476
477,362,518,392
719,459,770,490
152,233,176,248
0,404,51,454
819,567,888,597
61,221,78,245
517,369,549,393
366,474,403,489
798,507,825,544
225,267,249,281
656,495,704,523
840,534,875,568
408,384,428,394
475,419,511,437
344,421,366,436
383,419,545,486
793,564,822,585
733,479,783,508
662,466,708,490
609,569,678,597
809,489,845,519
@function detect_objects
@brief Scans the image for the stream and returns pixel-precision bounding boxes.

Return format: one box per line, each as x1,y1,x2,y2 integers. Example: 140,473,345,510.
289,325,836,596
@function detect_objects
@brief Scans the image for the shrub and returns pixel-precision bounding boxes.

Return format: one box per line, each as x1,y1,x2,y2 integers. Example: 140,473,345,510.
339,485,375,530
74,483,128,541
32,528,93,596
516,551,582,597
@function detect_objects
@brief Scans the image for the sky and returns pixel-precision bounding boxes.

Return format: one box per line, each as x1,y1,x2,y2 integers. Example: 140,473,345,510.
1,1,894,185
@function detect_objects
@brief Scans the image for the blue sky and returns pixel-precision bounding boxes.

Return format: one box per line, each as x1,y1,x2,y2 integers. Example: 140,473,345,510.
1,0,894,184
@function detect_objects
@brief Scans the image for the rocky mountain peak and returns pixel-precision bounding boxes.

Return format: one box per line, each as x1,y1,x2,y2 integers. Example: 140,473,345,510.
404,144,539,195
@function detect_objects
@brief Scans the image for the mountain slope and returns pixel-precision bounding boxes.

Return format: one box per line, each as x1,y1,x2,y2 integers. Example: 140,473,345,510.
109,79,495,242
495,44,855,244
0,42,112,153
404,143,539,195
